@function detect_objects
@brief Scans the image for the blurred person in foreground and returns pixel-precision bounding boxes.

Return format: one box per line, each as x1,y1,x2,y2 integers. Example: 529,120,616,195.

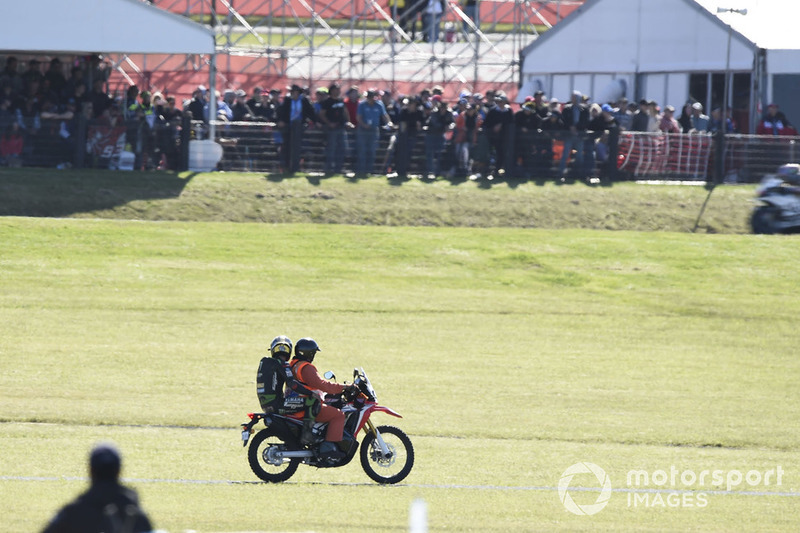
42,443,153,533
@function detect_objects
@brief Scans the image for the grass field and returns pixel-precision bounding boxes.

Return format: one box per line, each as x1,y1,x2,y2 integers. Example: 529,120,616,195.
1,171,798,531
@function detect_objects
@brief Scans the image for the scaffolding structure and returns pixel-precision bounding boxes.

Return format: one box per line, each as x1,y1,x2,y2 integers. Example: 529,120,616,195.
110,0,584,99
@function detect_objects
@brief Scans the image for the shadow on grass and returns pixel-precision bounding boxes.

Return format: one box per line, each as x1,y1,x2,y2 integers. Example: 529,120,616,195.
0,168,197,217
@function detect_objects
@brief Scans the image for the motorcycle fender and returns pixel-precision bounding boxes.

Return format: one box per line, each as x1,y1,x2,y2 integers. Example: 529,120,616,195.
372,405,403,418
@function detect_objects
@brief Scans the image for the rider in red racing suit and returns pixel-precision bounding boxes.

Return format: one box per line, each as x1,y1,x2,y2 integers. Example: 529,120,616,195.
290,338,355,457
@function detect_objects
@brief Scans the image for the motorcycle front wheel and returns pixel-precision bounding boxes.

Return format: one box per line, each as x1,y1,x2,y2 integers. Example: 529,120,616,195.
751,206,779,234
360,425,414,484
248,429,300,482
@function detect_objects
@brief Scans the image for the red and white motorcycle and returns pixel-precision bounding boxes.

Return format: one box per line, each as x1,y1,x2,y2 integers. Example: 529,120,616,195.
240,368,414,484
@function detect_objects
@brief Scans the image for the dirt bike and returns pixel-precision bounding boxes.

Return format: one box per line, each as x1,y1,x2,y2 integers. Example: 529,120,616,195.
751,164,800,234
240,367,414,484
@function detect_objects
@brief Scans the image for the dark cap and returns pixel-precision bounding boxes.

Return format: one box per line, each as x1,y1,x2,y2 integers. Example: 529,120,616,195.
90,443,121,481
290,84,303,93
534,90,545,96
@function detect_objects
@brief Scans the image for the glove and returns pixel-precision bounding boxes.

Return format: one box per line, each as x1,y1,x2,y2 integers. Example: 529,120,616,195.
344,384,359,400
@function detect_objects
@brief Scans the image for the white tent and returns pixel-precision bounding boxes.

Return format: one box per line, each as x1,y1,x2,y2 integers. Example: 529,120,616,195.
0,0,222,167
0,0,215,55
519,0,800,131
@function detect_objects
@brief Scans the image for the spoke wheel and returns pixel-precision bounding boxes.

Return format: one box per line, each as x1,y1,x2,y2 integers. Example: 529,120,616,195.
360,425,414,484
247,429,299,483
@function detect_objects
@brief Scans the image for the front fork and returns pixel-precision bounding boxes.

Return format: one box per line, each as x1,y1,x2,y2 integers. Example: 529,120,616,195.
364,419,391,457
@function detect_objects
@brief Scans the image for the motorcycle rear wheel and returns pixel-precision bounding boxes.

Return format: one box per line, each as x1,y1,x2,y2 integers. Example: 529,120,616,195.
248,429,300,482
360,425,414,484
751,206,779,234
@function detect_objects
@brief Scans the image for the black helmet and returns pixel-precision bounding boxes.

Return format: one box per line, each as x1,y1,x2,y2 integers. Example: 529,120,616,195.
270,335,293,360
294,337,321,362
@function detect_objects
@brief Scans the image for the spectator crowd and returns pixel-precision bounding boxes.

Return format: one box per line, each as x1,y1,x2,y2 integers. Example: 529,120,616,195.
1,54,797,178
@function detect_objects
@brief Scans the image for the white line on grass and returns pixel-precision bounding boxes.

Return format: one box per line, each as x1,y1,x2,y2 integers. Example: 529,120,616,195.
2,476,798,498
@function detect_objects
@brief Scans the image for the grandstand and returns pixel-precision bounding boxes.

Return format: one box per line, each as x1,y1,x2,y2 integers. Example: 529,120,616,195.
105,0,585,102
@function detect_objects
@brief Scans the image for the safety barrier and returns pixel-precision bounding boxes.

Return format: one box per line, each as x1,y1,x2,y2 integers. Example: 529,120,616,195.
7,118,799,183
617,132,713,181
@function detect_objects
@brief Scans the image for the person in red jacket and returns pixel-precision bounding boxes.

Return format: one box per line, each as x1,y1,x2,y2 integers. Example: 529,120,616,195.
290,337,356,458
0,121,24,167
756,103,797,136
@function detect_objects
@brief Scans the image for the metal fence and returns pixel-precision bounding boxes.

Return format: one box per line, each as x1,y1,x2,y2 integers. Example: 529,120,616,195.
6,117,799,183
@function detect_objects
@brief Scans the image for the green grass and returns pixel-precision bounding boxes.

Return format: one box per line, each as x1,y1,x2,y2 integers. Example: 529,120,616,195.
0,168,754,233
1,214,799,531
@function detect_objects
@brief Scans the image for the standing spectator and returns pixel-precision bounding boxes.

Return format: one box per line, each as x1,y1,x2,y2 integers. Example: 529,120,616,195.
21,59,44,93
318,83,350,176
677,102,694,133
0,121,24,167
630,99,649,132
381,89,401,125
204,90,233,122
424,94,454,178
129,90,157,169
41,443,153,533
44,58,67,102
404,0,426,40
708,107,735,134
89,78,112,118
186,86,206,122
530,91,553,171
222,89,236,112
0,95,14,133
84,54,110,87
264,88,282,122
691,102,710,132
588,103,620,181
312,87,328,117
646,100,660,132
481,90,514,176
395,96,425,178
538,100,563,174
614,98,633,131
344,85,360,163
355,88,392,177
123,85,140,120
15,94,42,139
247,86,264,116
453,101,481,176
558,90,589,177
514,100,540,178
276,84,316,174
1,56,23,96
344,86,360,128
659,105,681,133
62,66,85,104
756,103,796,136
380,89,400,172
157,96,183,170
461,0,479,34
389,0,409,37
231,89,254,121
423,0,445,42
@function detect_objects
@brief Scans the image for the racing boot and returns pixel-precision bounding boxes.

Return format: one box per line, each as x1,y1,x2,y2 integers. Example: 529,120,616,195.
318,441,345,460
336,438,356,456
300,419,315,446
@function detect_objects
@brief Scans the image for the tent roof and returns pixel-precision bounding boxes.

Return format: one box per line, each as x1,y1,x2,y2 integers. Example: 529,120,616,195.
695,0,800,51
0,0,215,56
521,0,763,74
